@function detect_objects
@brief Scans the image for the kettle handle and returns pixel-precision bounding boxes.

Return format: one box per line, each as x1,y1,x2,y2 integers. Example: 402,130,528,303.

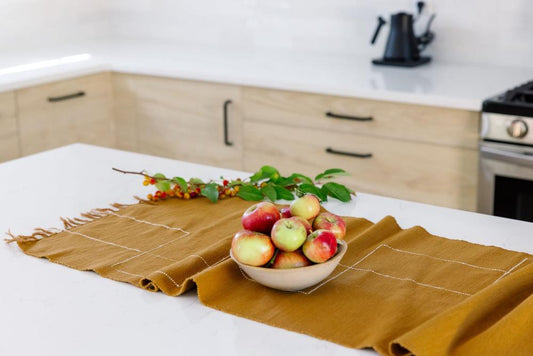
370,16,387,45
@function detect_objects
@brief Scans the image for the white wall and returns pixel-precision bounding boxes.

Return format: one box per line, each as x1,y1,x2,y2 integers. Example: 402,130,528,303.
0,0,109,55
2,0,532,69
105,0,533,68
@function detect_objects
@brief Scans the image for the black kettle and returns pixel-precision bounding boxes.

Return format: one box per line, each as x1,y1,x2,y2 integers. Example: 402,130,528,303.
371,3,435,67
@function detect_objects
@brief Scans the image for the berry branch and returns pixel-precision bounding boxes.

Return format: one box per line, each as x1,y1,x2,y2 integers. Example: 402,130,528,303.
113,165,355,203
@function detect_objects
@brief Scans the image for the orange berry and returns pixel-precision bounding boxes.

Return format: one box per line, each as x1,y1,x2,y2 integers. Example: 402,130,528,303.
184,193,190,199
155,191,161,197
160,192,167,199
224,188,231,195
147,193,153,200
230,190,237,197
143,180,149,186
150,178,156,185
168,191,175,197
234,186,240,192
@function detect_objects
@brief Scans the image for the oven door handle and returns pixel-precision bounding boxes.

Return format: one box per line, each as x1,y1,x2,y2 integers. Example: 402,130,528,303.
480,145,533,167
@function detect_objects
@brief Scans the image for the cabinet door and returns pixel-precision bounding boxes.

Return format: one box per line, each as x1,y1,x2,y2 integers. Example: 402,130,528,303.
17,73,115,155
243,121,478,211
242,87,480,149
114,74,243,170
0,91,20,162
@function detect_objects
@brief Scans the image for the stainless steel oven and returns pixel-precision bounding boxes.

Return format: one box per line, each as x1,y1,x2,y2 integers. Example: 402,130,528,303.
478,141,533,222
479,83,533,222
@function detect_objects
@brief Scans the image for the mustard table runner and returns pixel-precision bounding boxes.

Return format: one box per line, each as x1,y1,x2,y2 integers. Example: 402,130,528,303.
8,198,533,356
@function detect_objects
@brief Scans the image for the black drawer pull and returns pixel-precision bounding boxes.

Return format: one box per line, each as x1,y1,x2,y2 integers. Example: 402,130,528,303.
48,91,85,102
325,147,372,158
326,111,373,122
223,99,233,146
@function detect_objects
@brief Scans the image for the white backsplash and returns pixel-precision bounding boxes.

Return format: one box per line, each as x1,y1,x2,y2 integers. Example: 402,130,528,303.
2,0,533,69
0,0,109,56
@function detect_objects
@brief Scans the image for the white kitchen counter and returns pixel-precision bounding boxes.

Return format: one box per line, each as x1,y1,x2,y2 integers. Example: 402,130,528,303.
1,143,532,356
2,42,533,111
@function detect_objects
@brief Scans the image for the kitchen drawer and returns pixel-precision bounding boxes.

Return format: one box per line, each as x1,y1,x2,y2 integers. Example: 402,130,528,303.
114,74,243,170
0,91,20,161
242,87,480,149
243,121,478,211
17,73,115,155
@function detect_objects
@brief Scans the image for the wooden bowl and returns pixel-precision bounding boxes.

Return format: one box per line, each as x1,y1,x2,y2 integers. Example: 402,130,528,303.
230,240,347,292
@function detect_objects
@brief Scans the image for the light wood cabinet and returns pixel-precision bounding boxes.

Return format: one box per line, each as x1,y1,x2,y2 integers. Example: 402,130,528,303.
241,87,480,211
113,73,243,170
17,73,115,155
0,91,20,162
4,71,480,210
242,87,479,149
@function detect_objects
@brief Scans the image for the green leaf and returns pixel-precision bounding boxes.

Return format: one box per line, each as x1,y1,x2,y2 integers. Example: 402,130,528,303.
273,185,295,201
261,183,277,202
171,177,188,192
299,183,327,201
189,177,204,185
250,165,280,183
237,185,264,201
287,173,313,185
321,182,352,202
315,168,349,181
201,183,219,203
155,179,171,192
153,173,166,179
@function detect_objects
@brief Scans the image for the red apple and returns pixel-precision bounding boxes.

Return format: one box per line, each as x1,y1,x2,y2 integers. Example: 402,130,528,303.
271,218,307,252
312,212,346,240
231,230,275,266
290,194,321,221
271,250,312,269
302,229,338,263
242,202,280,234
279,206,292,218
289,216,312,235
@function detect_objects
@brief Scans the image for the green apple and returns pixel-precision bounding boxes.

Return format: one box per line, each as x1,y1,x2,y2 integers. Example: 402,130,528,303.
271,218,307,252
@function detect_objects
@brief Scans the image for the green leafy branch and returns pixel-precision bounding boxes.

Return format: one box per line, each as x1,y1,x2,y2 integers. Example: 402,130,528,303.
112,166,355,203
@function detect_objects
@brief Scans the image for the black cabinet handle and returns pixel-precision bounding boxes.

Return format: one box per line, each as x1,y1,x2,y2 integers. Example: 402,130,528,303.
326,111,373,122
223,100,233,146
325,147,372,158
48,91,85,102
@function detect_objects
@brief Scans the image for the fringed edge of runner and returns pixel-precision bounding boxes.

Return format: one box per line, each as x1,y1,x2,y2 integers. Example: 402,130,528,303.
4,198,154,244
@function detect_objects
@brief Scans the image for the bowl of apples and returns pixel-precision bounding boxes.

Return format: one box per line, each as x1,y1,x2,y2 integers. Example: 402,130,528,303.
230,194,348,292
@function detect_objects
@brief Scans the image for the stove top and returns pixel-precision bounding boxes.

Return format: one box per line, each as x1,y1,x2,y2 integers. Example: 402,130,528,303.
483,80,533,117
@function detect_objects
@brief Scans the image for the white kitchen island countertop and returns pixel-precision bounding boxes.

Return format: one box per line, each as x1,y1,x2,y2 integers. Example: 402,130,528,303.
1,144,532,356
2,42,533,111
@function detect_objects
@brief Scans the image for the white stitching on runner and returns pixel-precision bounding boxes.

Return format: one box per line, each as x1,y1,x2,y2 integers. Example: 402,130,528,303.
297,244,384,294
63,230,143,252
106,211,191,234
299,243,522,295
339,264,472,297
154,270,181,288
491,258,528,285
110,230,190,267
115,269,144,278
381,244,507,273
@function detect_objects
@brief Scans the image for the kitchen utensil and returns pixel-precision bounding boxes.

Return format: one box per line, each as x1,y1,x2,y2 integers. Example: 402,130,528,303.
371,1,436,67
